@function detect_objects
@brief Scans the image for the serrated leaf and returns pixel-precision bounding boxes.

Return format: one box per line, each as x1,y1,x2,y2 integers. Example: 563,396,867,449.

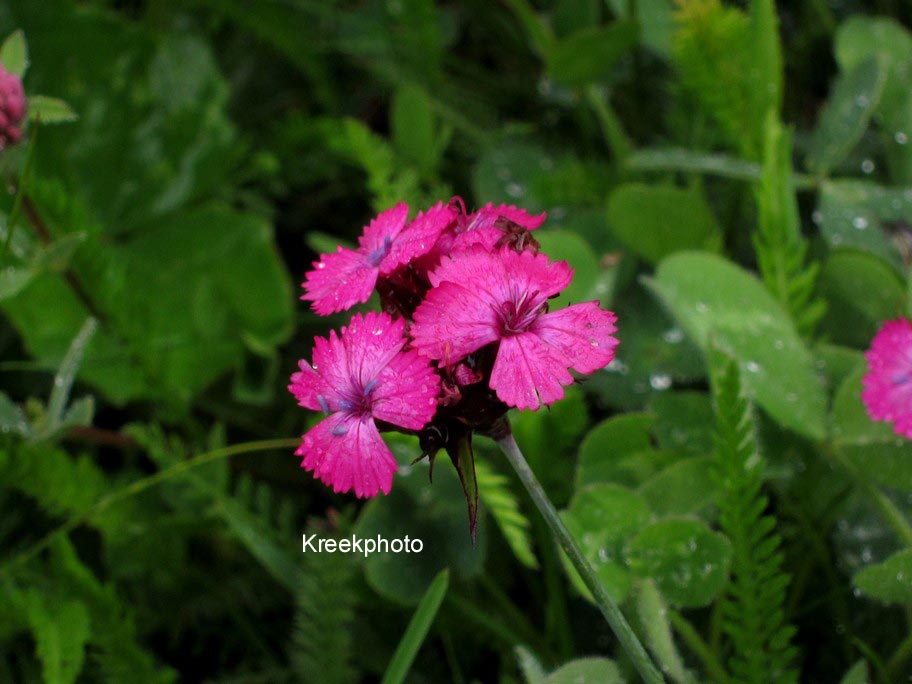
476,458,538,569
23,591,91,684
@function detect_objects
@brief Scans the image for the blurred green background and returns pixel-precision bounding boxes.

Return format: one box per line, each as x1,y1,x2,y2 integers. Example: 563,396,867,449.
2,0,912,682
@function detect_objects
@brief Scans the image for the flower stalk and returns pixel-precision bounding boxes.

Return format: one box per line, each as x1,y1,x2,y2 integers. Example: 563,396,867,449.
497,432,665,684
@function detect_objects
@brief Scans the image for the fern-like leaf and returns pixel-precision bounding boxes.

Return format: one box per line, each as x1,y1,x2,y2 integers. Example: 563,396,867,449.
291,526,358,684
475,458,538,569
711,354,798,684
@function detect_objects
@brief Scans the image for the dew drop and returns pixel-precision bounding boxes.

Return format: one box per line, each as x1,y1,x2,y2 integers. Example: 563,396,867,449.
852,216,869,230
506,182,525,198
649,373,672,391
861,159,875,174
745,361,761,373
896,132,909,145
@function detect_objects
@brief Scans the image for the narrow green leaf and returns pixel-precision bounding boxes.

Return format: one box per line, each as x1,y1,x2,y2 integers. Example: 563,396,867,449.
840,660,870,684
636,580,693,684
627,147,763,181
45,317,98,432
380,569,450,684
0,30,28,77
516,646,548,684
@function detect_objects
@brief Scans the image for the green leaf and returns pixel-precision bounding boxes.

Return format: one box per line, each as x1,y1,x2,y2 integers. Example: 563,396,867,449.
806,58,886,175
816,180,906,270
0,30,28,77
45,317,97,430
576,413,656,488
645,252,827,440
545,658,626,684
636,580,692,684
831,366,912,491
355,437,485,605
391,84,438,175
546,22,638,86
853,549,912,605
380,569,449,684
839,660,871,684
638,456,719,517
0,391,29,436
561,484,652,603
818,249,907,347
648,391,715,455
28,95,78,124
476,458,538,569
23,591,91,684
624,518,732,608
606,183,721,264
516,646,548,684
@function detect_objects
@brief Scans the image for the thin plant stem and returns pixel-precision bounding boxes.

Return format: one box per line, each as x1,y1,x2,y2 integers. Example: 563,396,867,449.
667,610,729,684
1,119,40,262
886,627,912,681
0,437,299,577
497,433,665,684
828,445,912,548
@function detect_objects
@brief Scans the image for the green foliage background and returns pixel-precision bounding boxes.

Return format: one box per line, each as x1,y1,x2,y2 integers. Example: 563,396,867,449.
1,0,912,682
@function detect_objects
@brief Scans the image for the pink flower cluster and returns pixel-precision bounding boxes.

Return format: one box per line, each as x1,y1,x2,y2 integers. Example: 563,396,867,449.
862,317,912,440
290,199,619,497
0,65,25,149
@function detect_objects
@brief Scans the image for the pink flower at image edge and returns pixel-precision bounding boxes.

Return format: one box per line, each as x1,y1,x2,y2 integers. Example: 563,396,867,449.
0,64,25,148
862,317,912,440
288,311,440,497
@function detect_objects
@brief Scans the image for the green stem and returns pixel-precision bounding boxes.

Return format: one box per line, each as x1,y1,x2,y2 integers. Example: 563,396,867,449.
667,610,729,684
497,434,665,684
0,437,298,577
1,119,40,262
886,628,912,681
829,446,912,548
586,85,633,165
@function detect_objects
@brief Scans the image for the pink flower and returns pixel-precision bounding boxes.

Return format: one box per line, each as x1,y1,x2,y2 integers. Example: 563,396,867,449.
411,247,618,410
289,311,440,497
301,202,456,315
0,65,25,149
862,317,912,439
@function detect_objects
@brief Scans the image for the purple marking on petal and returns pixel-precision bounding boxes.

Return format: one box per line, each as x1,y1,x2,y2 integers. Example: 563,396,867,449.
331,424,348,436
317,395,330,415
367,235,393,266
893,371,911,386
363,378,379,396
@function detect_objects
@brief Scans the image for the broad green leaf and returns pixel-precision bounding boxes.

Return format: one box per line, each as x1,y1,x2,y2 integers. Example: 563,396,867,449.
380,570,449,684
636,580,692,684
560,484,652,603
835,17,912,185
606,183,721,264
356,437,485,605
818,249,907,347
816,180,906,271
546,22,638,87
814,343,864,392
0,30,28,77
545,658,626,684
646,252,827,440
585,285,704,411
806,58,886,175
624,518,732,608
831,366,912,491
577,413,655,488
648,391,715,455
27,95,78,124
638,456,718,517
839,660,870,684
853,549,912,605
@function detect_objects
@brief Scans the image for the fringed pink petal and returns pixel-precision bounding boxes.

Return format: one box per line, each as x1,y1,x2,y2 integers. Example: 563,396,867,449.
533,302,619,374
489,332,573,411
301,247,378,315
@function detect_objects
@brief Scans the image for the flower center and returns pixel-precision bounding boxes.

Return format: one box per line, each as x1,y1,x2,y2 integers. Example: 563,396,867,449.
338,377,379,415
498,289,544,336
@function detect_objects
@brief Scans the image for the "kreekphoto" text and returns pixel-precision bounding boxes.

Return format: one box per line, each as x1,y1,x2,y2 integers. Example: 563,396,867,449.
301,533,423,557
